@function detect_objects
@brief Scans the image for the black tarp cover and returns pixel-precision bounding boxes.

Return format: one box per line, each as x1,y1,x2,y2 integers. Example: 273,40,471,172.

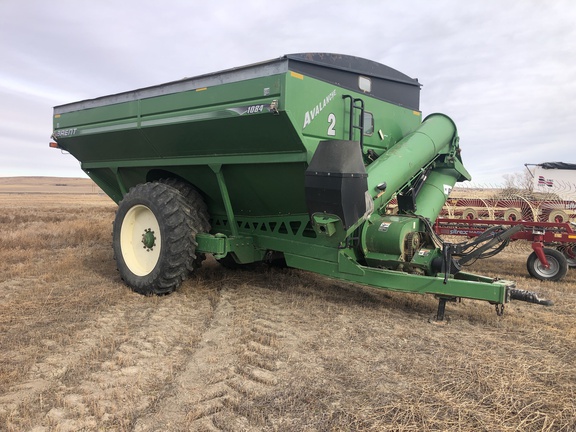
540,162,576,170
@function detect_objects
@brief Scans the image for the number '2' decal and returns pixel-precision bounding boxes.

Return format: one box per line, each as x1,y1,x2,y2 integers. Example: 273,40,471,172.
327,113,336,136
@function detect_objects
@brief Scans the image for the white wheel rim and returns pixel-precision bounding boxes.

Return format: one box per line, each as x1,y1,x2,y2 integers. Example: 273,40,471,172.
120,205,161,276
534,256,559,278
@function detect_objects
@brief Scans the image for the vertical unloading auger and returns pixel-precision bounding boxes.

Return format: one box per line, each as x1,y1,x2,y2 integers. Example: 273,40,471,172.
352,113,552,317
358,113,469,273
304,112,551,319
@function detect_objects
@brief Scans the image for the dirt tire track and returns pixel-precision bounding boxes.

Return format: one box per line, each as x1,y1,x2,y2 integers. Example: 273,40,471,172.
0,293,131,415
1,286,217,431
133,283,291,432
132,286,237,432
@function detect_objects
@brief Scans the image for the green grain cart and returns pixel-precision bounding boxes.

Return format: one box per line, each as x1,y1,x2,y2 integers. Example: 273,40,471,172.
51,53,550,319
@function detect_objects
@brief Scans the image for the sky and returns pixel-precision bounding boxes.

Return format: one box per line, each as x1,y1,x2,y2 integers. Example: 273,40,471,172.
1,0,575,185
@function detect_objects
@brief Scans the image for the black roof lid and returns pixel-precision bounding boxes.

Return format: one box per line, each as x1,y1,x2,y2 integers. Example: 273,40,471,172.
285,53,420,87
284,53,421,111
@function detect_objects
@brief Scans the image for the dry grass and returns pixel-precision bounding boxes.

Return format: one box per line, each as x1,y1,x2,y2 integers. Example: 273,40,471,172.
0,180,575,431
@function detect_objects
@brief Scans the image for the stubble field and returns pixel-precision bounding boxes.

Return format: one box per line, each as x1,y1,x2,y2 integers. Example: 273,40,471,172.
0,178,575,431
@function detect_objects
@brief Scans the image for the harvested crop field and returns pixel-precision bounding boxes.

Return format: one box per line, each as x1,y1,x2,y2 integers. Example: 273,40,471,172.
1,178,575,431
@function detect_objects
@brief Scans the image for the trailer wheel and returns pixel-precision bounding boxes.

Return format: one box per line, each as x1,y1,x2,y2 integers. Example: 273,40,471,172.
113,182,198,295
504,208,522,222
462,208,477,220
157,178,211,232
557,245,576,268
156,178,211,270
548,209,568,223
526,248,568,281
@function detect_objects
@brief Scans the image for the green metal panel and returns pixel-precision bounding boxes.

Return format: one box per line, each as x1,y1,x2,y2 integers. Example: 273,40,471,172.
55,75,298,163
283,70,422,157
56,73,309,210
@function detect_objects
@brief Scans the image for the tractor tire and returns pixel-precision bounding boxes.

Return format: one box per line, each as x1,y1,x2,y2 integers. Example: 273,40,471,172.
157,178,211,233
156,178,211,271
112,182,199,295
526,248,568,282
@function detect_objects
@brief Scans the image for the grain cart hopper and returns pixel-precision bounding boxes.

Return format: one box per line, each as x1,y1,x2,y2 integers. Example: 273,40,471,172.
51,53,551,319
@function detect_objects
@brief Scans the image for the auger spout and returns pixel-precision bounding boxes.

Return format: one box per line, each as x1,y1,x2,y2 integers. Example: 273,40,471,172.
366,113,470,214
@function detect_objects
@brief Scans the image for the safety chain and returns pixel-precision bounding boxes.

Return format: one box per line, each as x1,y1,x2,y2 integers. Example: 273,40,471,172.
495,304,505,317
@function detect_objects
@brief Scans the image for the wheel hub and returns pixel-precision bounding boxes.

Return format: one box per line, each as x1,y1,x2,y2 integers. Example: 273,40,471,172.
534,258,559,276
142,228,156,251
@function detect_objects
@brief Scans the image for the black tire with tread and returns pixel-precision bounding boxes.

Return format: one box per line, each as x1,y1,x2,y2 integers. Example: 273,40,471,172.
113,182,200,295
157,178,211,271
157,178,211,233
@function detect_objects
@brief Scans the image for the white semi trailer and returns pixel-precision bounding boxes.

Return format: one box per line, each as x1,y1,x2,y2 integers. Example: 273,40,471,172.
529,162,576,199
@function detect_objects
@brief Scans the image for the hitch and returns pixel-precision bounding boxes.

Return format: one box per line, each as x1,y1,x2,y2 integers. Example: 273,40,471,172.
430,287,552,324
507,288,553,306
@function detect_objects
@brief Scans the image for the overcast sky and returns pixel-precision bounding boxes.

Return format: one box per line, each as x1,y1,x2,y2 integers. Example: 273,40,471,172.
1,0,574,184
